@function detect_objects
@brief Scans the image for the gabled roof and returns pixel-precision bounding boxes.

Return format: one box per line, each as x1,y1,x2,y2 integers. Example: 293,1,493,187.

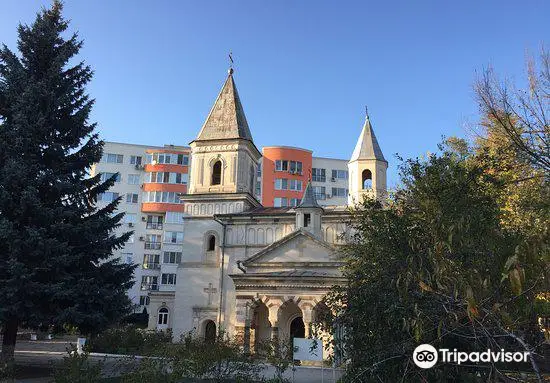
195,69,254,142
350,114,386,162
241,228,336,266
297,181,322,209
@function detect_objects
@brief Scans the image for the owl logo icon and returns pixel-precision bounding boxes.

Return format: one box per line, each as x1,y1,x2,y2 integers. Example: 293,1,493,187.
413,344,438,368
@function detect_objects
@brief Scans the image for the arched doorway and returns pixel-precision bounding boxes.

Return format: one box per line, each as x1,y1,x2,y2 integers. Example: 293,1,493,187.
251,302,271,352
290,317,305,339
204,320,216,343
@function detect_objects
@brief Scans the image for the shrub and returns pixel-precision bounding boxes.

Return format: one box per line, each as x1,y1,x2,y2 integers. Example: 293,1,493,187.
53,346,103,383
87,326,171,356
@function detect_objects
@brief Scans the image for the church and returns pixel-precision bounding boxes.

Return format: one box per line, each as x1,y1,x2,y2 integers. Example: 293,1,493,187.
147,68,388,356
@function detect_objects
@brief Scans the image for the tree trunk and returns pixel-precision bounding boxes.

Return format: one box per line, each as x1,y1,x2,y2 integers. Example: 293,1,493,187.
0,319,18,364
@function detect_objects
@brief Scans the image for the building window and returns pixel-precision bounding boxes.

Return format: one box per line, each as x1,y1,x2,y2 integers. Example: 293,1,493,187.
275,178,289,190
161,273,177,285
124,213,137,224
141,276,158,291
289,161,303,174
144,234,162,250
164,231,184,244
207,235,216,251
312,168,326,182
175,173,189,184
331,187,348,198
146,215,163,230
97,192,119,202
331,169,348,180
100,172,121,183
158,307,169,324
142,191,183,204
313,186,326,200
128,174,140,185
130,155,142,165
211,161,222,185
139,295,150,306
126,193,139,204
289,179,302,191
177,154,189,165
122,253,133,264
304,213,311,227
274,197,288,207
165,212,184,224
275,160,288,171
163,251,182,264
103,153,123,163
143,254,160,269
290,198,300,207
362,169,373,189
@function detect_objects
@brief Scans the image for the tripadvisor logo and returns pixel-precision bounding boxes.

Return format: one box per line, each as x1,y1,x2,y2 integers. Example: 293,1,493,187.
413,344,530,369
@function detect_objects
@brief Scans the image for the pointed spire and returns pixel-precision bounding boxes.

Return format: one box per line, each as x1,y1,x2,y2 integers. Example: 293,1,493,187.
297,181,321,209
350,113,386,162
195,69,253,142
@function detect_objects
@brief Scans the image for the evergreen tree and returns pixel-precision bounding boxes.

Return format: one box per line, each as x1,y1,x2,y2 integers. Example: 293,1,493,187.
0,2,135,363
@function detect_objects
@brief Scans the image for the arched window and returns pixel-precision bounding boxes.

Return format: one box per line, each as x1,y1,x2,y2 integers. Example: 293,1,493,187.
362,169,373,189
207,235,216,251
211,161,222,185
158,307,169,325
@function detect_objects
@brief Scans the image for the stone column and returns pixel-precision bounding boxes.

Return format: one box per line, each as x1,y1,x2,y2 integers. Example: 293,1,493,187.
243,304,252,354
302,306,313,339
268,304,280,342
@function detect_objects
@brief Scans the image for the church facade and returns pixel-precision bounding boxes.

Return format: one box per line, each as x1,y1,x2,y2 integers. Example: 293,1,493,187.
146,68,387,356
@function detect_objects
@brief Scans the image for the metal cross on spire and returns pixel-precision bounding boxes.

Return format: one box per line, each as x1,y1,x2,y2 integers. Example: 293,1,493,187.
228,52,234,75
365,105,369,118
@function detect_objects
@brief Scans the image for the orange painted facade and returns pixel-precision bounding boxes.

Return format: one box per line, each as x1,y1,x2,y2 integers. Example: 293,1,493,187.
261,147,312,207
142,149,190,213
141,202,185,213
144,164,188,173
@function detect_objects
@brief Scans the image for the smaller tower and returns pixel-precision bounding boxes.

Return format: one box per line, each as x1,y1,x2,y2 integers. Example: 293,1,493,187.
348,113,387,204
295,181,323,238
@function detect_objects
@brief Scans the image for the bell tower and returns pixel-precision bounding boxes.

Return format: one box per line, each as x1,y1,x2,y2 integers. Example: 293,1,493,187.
348,113,388,204
188,68,261,197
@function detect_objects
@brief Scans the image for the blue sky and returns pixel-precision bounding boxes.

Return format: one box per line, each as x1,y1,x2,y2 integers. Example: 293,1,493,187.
1,1,548,187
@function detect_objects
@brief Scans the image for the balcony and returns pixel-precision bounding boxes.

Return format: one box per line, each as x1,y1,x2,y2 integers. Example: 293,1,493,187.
140,284,158,291
144,242,161,250
142,263,161,270
146,223,163,230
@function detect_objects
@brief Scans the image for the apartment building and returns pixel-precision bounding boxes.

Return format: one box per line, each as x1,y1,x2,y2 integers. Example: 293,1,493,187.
90,142,190,312
259,146,349,207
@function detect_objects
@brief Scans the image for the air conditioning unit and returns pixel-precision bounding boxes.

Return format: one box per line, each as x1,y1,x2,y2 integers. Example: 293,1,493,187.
331,177,336,182
141,216,147,222
134,164,144,170
139,236,145,241
128,223,134,227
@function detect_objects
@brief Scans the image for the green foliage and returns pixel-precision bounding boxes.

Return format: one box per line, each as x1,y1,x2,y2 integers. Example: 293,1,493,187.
328,141,548,381
256,338,295,383
0,0,135,361
87,326,172,356
120,357,173,383
53,346,103,383
165,332,264,382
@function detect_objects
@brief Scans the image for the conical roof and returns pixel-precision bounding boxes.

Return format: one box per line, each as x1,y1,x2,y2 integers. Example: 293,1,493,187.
195,69,253,142
350,115,386,162
297,181,322,209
